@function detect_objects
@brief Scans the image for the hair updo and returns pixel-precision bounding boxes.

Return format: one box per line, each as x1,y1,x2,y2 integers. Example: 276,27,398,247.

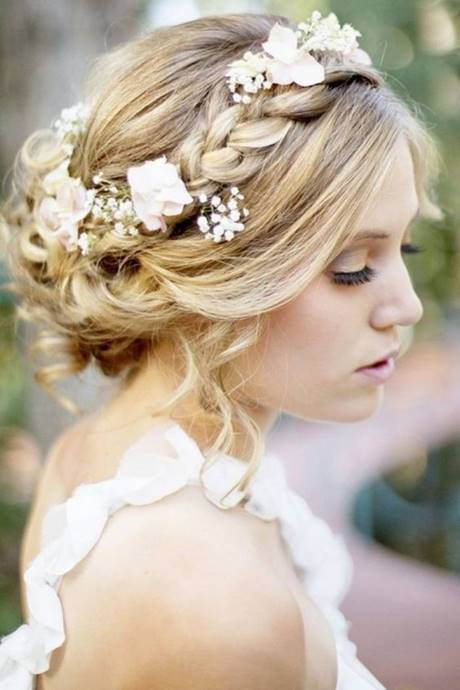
1,13,443,504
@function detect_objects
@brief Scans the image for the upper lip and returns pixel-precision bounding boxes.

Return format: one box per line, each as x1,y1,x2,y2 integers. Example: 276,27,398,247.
358,345,401,369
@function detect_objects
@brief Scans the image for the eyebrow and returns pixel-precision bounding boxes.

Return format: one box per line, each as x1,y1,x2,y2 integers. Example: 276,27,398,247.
353,205,420,242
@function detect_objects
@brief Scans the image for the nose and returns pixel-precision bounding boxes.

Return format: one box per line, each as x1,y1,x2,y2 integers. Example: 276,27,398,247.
370,260,424,329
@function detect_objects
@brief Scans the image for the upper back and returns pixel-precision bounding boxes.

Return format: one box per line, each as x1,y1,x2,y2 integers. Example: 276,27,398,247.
38,481,308,689
17,413,338,690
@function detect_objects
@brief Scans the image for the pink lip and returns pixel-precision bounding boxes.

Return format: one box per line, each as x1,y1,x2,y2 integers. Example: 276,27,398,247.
356,357,395,383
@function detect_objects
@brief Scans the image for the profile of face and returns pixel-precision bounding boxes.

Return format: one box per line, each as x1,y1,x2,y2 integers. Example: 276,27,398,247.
233,136,423,424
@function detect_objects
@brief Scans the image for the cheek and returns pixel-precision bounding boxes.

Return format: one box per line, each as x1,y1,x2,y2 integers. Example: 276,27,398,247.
267,285,341,369
242,284,344,405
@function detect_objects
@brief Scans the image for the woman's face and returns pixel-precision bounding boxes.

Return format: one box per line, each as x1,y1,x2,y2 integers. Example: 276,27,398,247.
234,136,423,425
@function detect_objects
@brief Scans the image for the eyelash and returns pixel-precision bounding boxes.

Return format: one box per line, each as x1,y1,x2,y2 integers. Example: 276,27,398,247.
331,243,424,287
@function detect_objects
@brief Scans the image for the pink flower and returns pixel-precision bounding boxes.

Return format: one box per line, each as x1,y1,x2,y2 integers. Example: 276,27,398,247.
262,24,325,87
127,157,193,232
39,178,90,251
343,47,373,66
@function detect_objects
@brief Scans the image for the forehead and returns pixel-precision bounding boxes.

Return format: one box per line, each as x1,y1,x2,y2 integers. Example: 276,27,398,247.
361,137,419,231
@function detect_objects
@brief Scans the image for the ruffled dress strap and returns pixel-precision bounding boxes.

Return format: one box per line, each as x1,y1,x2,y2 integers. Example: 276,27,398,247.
243,450,386,689
0,421,386,690
0,423,247,689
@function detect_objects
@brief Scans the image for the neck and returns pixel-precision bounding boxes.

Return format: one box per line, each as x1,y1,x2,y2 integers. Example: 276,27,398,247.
96,340,278,462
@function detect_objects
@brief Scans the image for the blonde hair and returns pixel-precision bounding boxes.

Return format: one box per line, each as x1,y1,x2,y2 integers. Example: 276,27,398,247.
1,13,443,507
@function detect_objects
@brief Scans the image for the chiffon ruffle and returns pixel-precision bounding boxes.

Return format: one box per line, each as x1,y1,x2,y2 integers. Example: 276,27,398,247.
0,422,385,689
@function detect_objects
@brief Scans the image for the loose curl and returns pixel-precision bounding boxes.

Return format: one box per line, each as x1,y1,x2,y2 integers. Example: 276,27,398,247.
1,13,443,507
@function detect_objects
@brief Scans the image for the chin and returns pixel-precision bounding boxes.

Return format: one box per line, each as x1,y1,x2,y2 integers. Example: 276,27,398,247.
295,388,385,424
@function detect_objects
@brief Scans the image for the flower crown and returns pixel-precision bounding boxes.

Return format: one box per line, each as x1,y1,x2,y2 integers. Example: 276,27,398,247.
38,11,370,256
39,105,248,255
226,11,372,103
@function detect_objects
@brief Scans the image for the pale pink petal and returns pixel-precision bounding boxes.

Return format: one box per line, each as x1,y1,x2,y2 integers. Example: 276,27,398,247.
128,158,192,229
42,159,70,196
39,197,60,229
131,193,163,218
262,24,299,64
131,194,164,231
55,182,75,211
160,181,193,205
291,55,325,86
127,163,159,194
162,201,186,216
54,223,79,251
267,54,325,87
158,162,183,187
346,47,372,65
267,60,297,85
127,157,175,194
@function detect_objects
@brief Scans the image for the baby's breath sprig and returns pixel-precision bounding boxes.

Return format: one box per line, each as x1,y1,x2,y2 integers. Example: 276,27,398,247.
196,186,249,242
52,102,90,157
89,171,141,238
226,52,273,104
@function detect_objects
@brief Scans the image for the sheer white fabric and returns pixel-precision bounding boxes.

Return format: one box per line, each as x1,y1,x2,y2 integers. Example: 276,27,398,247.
0,421,386,690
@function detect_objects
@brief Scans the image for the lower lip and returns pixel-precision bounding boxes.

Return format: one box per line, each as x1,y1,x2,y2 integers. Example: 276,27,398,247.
356,357,395,383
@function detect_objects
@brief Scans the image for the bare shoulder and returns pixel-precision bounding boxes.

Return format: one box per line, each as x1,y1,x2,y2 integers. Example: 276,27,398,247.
47,486,307,689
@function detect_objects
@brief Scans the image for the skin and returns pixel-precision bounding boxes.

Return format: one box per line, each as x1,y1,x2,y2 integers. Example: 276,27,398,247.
99,135,423,460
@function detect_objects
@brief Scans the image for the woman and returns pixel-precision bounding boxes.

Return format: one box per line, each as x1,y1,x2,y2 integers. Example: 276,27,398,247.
0,10,443,690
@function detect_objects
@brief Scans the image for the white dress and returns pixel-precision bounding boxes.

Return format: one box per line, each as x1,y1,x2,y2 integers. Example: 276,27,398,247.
0,421,386,689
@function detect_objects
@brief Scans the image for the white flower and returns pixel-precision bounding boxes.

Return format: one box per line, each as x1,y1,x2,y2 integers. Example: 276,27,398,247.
53,102,89,142
226,52,269,81
197,216,210,232
76,232,92,255
62,143,74,157
262,23,325,87
42,159,71,195
39,176,91,252
127,156,193,232
298,11,362,54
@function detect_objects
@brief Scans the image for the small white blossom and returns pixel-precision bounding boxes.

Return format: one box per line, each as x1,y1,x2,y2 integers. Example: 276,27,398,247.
198,193,208,203
76,231,91,255
198,185,249,243
62,143,74,157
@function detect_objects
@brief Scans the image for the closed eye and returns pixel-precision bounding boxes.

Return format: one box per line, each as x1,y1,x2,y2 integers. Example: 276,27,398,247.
331,242,424,286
